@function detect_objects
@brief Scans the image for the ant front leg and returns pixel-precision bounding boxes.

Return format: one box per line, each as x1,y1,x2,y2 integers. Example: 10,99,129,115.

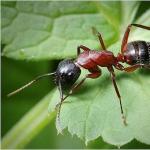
56,66,101,129
107,66,127,126
63,66,101,98
56,66,101,107
121,24,150,53
77,45,91,56
58,67,101,106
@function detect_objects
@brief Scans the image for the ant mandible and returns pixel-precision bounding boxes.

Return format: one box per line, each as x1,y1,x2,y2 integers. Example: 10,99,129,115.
8,24,150,126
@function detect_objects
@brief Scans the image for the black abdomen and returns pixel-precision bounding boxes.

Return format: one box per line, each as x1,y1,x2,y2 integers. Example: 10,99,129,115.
124,41,150,65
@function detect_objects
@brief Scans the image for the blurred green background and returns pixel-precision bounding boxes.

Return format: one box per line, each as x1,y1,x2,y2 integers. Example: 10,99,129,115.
1,1,150,149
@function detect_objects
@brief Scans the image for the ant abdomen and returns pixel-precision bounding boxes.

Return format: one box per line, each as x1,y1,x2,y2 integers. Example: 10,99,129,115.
124,41,150,65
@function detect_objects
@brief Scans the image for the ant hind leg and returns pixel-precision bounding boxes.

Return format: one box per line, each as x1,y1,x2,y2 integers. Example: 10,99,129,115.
123,64,150,73
114,63,150,73
107,66,127,126
121,24,150,54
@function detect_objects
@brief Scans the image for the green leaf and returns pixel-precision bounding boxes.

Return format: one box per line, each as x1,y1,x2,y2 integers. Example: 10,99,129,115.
2,1,119,60
48,4,150,147
121,1,140,29
130,9,150,41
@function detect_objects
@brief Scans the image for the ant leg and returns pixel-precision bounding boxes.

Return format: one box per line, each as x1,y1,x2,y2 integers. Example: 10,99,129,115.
58,66,101,103
121,24,150,53
58,77,87,104
77,45,91,56
123,64,150,72
87,66,102,78
114,63,150,72
92,27,106,50
107,66,127,126
114,63,124,71
56,78,86,111
56,66,101,129
57,66,101,107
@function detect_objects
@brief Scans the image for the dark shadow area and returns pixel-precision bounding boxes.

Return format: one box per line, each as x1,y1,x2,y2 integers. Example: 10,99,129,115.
138,68,150,76
1,57,55,136
135,1,150,21
88,137,150,149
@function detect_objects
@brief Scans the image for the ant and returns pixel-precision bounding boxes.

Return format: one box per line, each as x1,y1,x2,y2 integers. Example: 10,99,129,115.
8,24,150,126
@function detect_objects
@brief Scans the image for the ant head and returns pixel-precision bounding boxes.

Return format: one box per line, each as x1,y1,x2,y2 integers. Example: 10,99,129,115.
55,59,81,93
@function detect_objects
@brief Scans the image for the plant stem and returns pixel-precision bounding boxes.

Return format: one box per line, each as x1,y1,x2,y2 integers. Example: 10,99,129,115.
2,91,56,149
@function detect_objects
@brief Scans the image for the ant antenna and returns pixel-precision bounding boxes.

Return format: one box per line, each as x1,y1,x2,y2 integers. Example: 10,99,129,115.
7,72,56,97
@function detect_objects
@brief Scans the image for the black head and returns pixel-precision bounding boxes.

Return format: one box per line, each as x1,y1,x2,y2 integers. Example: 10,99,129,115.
55,59,81,93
